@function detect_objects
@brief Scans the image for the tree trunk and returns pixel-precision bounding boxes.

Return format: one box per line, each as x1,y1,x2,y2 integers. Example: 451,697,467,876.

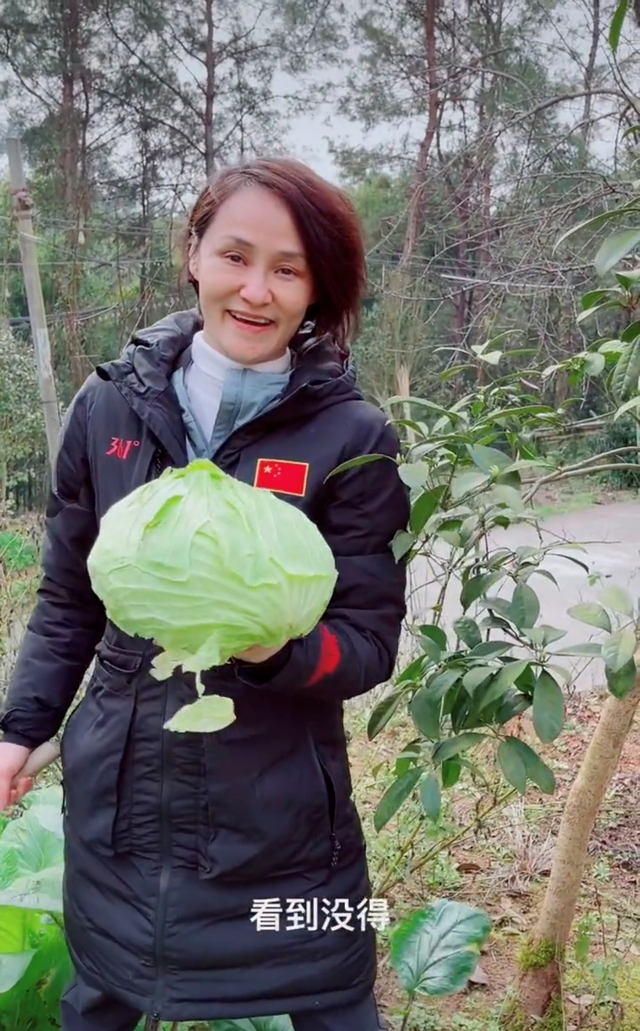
518,676,640,1020
400,0,439,268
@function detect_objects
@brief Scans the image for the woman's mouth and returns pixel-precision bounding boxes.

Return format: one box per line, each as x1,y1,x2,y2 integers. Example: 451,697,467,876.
228,310,274,332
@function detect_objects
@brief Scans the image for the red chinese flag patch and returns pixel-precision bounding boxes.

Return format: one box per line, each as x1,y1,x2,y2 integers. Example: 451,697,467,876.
254,458,309,497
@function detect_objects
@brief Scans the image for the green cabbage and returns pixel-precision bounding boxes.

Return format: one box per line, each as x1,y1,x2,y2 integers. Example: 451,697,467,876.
86,459,338,733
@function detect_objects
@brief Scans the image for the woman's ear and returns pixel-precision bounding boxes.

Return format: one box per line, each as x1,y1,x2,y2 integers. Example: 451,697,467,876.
187,230,200,284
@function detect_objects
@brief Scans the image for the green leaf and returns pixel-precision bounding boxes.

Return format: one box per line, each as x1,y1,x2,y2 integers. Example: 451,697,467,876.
164,695,236,733
432,733,487,765
599,584,634,617
601,627,637,672
504,737,556,794
420,773,442,821
613,395,640,421
325,453,394,479
388,900,491,997
584,352,606,377
0,802,65,913
478,661,530,712
450,470,490,500
605,656,637,698
467,444,512,475
495,692,531,726
418,625,448,651
374,769,422,831
621,319,640,342
367,690,405,739
510,583,540,629
609,0,629,52
460,571,503,611
594,228,640,277
0,951,36,993
453,618,482,649
392,531,417,561
410,688,443,741
462,668,492,695
567,603,612,633
612,340,640,402
552,642,602,657
411,486,445,534
469,640,514,659
398,463,430,489
581,289,611,310
532,671,565,744
441,759,462,788
497,739,527,794
554,202,640,250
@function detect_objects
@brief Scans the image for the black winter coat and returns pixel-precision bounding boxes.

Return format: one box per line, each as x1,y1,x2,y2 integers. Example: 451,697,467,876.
0,310,410,1023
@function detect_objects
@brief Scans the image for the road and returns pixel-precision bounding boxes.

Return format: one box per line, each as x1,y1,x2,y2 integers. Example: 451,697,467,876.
402,498,640,692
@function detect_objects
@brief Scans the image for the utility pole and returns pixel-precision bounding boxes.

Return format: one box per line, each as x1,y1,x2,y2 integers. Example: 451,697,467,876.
6,136,61,475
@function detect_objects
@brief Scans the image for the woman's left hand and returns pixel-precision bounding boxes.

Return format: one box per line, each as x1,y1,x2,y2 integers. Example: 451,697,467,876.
235,642,289,663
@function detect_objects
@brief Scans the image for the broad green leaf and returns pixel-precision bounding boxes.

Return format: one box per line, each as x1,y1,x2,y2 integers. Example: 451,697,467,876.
504,737,556,794
462,668,492,694
567,603,612,633
460,571,503,611
441,759,462,788
497,739,527,794
601,628,637,672
398,463,430,490
418,625,448,651
510,583,540,629
450,470,490,501
552,642,602,657
410,688,442,741
478,661,530,712
325,453,393,479
621,319,640,342
0,918,73,1027
532,671,565,744
374,769,422,831
164,695,236,733
554,202,640,249
410,486,445,534
525,626,566,647
432,733,487,765
0,806,65,913
599,584,634,617
419,635,442,664
495,692,531,726
581,289,611,310
605,656,637,698
612,340,640,401
392,531,417,561
609,0,629,52
613,395,640,421
0,951,35,993
584,352,605,377
469,640,514,658
595,228,640,277
389,900,491,997
420,773,441,821
467,445,512,474
453,618,482,649
367,690,405,739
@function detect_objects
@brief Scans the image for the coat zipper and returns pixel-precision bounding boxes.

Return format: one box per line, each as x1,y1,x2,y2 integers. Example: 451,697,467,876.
149,680,173,1024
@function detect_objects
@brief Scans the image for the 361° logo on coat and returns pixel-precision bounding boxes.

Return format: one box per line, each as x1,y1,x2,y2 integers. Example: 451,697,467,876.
106,438,140,461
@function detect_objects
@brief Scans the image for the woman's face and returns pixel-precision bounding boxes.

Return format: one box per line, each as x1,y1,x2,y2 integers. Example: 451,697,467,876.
188,185,315,365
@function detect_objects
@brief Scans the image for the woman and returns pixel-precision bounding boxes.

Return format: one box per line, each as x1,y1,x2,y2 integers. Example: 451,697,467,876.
0,158,410,1031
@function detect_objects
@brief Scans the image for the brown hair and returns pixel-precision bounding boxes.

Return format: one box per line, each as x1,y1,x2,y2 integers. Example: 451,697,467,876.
184,157,367,355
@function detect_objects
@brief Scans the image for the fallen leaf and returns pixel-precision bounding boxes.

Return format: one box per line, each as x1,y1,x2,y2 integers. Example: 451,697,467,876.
457,861,483,874
566,994,596,1008
467,963,490,987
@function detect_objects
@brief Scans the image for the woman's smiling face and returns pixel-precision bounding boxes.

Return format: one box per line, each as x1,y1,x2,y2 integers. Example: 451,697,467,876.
188,184,315,364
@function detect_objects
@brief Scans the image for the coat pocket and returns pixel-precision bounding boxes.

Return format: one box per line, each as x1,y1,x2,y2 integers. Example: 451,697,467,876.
199,726,340,883
60,647,143,856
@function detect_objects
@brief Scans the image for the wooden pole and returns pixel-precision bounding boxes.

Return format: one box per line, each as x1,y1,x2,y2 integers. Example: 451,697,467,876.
5,136,61,474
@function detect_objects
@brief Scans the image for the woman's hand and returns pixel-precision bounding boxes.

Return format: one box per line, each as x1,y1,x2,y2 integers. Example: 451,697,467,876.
235,643,289,664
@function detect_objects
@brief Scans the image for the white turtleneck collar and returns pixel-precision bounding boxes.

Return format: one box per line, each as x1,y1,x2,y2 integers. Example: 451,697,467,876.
183,330,292,446
191,330,292,379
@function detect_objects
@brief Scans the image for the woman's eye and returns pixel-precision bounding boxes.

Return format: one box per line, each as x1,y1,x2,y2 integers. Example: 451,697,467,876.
225,253,244,264
279,267,296,277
